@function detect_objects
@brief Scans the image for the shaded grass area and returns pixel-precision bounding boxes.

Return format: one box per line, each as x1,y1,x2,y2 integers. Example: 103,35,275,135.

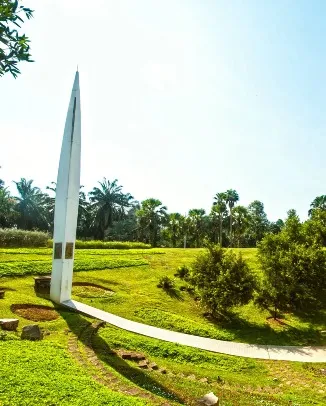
97,324,326,406
60,310,183,405
0,339,146,406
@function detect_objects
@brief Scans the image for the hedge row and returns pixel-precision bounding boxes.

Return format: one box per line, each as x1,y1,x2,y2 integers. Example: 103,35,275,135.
0,229,49,248
47,240,151,250
0,229,151,249
0,258,149,277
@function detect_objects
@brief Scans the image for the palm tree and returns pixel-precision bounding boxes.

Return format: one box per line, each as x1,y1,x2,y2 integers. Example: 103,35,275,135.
232,205,249,247
89,178,133,240
167,212,184,247
308,195,326,216
136,199,167,247
225,189,239,247
188,208,206,248
0,187,17,227
213,192,227,246
14,178,49,230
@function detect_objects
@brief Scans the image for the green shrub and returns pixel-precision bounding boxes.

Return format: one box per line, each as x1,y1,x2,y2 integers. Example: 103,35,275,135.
0,228,49,247
47,239,151,250
191,244,256,316
157,275,175,290
257,211,326,317
174,265,190,279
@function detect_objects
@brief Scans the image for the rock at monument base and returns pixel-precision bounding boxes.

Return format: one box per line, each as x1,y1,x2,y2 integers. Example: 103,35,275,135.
197,392,219,405
138,360,149,369
34,276,51,294
0,318,19,331
0,290,5,299
21,324,43,341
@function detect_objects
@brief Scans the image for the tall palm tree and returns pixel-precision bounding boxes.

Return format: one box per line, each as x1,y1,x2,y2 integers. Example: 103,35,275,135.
188,208,206,248
232,205,249,247
0,187,17,227
89,178,133,240
136,199,167,247
225,189,239,247
14,178,49,230
213,192,227,246
167,212,184,248
308,195,326,216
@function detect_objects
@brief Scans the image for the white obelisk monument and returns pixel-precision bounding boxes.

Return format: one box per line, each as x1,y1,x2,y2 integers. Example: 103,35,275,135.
50,71,81,303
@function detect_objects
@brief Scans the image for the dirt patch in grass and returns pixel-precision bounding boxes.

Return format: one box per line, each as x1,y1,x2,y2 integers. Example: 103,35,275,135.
266,317,289,327
72,282,114,298
11,304,59,321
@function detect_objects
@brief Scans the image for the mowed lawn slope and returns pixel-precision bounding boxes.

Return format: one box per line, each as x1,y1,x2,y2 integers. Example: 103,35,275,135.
0,247,325,346
0,247,326,405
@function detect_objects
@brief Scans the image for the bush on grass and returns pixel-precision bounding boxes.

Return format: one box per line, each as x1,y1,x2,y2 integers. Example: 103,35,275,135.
174,265,190,279
256,210,326,318
0,228,49,248
191,243,256,317
157,276,176,290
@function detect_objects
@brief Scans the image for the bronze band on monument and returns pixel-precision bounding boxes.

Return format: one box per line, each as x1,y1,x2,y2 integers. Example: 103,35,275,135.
54,243,62,259
65,242,74,259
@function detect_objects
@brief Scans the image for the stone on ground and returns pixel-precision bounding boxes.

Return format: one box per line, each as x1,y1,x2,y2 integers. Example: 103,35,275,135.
138,360,149,369
0,318,19,331
34,276,51,294
148,362,159,370
21,324,43,341
197,392,219,405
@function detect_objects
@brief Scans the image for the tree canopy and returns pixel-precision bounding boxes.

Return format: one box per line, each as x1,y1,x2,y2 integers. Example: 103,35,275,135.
0,176,326,250
0,0,33,78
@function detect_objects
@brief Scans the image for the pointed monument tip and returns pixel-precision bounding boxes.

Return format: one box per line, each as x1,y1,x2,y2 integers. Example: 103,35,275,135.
73,69,80,91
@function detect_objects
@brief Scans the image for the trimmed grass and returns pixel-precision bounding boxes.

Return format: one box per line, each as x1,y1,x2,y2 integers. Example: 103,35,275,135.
0,339,146,406
0,247,325,405
0,247,325,346
97,323,326,406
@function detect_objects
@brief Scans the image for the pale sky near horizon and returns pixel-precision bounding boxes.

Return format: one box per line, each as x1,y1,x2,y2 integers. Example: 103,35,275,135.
1,0,326,221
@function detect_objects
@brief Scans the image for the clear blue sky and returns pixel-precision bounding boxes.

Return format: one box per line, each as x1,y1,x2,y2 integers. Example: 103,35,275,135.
1,0,325,221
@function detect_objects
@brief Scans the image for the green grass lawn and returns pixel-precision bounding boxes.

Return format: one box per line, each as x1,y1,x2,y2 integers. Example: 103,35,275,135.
0,247,325,405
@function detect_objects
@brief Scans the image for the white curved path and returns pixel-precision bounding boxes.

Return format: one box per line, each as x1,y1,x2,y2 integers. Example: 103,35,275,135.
63,300,326,363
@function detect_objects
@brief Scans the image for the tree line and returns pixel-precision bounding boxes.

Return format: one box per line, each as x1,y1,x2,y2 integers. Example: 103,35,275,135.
1,177,326,247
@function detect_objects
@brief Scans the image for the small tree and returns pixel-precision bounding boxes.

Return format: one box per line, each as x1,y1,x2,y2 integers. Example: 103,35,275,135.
191,244,256,316
257,210,326,318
